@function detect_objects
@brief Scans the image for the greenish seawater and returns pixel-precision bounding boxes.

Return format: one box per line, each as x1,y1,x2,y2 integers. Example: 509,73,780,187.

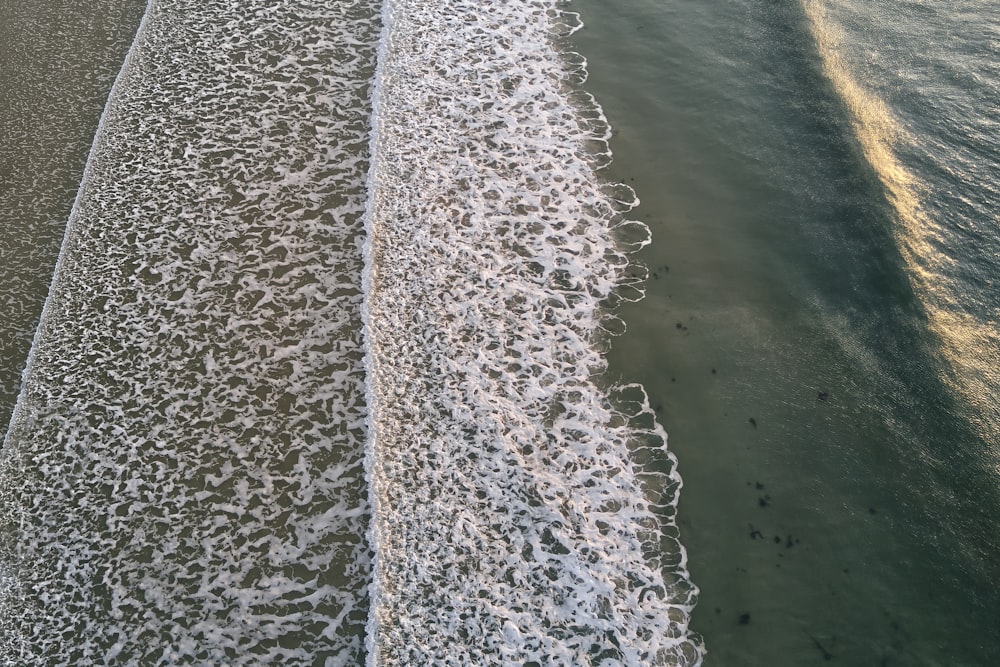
574,0,1000,664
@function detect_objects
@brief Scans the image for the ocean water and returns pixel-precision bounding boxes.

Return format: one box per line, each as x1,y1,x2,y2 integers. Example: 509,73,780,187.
1,0,380,662
362,1,699,663
0,0,997,665
574,0,999,664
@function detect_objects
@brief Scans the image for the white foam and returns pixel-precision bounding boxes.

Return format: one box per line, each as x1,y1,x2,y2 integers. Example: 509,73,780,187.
361,0,703,664
0,0,380,663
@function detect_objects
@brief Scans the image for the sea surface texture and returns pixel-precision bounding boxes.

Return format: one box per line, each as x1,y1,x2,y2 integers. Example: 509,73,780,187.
0,0,702,665
803,0,1000,445
7,0,995,663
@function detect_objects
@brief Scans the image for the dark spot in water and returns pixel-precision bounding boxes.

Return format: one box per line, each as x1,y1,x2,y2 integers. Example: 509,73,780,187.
663,265,669,272
749,417,757,428
807,633,834,661
671,377,676,382
739,613,751,625
755,481,765,490
711,368,717,374
676,322,684,329
750,528,763,540
773,536,781,544
817,391,830,401
715,607,722,615
655,404,663,413
785,535,795,548
759,495,771,508
869,507,877,514
843,568,850,574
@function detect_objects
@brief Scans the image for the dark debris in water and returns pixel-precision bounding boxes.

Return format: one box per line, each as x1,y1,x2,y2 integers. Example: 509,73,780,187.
748,417,757,428
739,613,751,625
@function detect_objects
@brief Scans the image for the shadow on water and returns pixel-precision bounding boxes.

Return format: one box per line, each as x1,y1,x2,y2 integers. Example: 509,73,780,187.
574,0,1000,663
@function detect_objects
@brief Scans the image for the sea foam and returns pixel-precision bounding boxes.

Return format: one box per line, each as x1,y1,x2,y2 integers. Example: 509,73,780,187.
0,0,703,663
361,0,703,664
0,0,380,663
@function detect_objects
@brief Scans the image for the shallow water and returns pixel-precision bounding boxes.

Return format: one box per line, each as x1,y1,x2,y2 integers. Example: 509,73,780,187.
1,0,703,664
361,1,699,663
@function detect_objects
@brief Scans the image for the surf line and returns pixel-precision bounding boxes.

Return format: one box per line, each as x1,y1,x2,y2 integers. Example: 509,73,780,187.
358,0,394,661
359,0,703,664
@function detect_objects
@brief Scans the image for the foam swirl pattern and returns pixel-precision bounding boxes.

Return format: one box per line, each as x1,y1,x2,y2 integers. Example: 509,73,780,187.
362,1,703,664
0,0,380,663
